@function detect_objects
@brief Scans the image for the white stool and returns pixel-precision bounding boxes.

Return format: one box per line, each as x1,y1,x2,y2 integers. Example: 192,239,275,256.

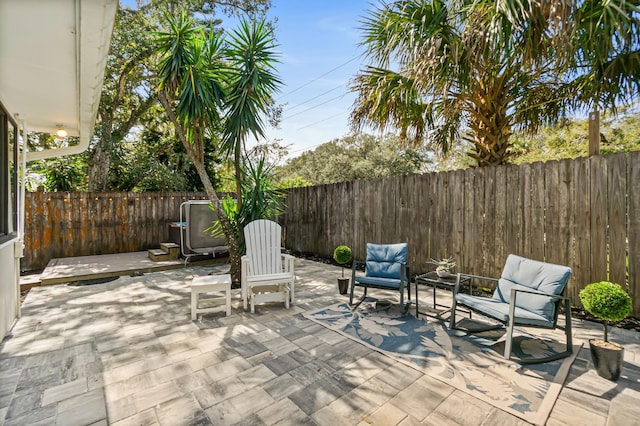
191,274,232,320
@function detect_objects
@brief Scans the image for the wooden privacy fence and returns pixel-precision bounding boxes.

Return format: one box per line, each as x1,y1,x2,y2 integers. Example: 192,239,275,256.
23,191,208,271
281,152,640,315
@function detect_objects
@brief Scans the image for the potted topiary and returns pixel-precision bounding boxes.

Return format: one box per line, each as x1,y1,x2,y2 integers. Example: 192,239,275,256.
579,281,633,381
333,245,352,295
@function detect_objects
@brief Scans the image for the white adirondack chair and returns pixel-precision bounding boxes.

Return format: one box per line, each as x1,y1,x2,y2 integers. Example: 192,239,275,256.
241,220,295,313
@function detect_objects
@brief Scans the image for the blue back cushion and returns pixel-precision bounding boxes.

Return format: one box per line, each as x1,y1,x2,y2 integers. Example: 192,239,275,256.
492,254,571,320
365,243,408,279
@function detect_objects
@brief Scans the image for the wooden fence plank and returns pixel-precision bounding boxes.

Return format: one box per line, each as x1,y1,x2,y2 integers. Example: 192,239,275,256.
530,162,546,261
505,164,521,259
473,167,487,276
573,158,591,295
461,168,478,274
449,170,465,275
427,171,437,262
607,153,627,287
21,154,640,316
432,171,448,260
483,166,496,275
590,156,608,282
494,166,507,272
558,159,573,266
414,174,431,272
628,152,640,313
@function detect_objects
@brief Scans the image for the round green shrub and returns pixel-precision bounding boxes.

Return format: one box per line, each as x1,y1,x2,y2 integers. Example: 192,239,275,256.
333,245,352,265
579,281,632,322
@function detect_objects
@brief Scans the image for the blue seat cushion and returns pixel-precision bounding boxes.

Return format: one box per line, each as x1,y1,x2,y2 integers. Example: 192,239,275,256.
354,276,402,290
492,254,571,321
365,243,408,279
456,294,554,328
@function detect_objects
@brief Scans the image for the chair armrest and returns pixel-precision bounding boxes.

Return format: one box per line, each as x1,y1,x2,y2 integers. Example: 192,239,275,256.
401,263,410,282
281,253,295,273
452,273,499,296
508,287,571,325
510,287,569,302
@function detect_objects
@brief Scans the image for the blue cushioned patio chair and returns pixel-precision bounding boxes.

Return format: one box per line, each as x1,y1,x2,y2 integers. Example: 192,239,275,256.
449,254,572,363
349,243,410,309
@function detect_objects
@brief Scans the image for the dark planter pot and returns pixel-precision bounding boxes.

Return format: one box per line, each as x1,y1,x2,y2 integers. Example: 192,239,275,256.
589,339,624,381
337,277,349,295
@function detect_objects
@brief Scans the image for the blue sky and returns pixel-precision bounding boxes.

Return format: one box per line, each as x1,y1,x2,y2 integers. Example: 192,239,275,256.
224,0,374,158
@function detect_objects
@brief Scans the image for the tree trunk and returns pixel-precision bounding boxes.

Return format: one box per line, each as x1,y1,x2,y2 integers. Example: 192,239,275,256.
235,141,243,211
88,120,114,191
466,87,512,167
158,90,242,282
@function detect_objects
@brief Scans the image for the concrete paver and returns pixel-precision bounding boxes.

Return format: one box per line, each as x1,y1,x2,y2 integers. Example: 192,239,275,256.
1,259,639,425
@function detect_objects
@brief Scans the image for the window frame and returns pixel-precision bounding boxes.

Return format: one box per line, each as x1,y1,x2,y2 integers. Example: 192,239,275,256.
0,99,18,244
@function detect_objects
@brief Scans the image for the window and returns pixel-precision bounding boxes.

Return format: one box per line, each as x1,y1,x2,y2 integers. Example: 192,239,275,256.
0,100,18,243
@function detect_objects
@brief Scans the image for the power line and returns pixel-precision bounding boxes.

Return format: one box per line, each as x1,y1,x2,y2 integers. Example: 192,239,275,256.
278,56,359,99
285,85,343,112
282,93,347,120
296,110,348,131
288,140,327,154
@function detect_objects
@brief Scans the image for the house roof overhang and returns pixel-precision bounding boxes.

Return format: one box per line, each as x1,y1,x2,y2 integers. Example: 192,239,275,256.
0,0,118,161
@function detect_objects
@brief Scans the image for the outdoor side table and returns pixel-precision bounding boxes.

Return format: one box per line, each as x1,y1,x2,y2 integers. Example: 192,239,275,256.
414,272,472,320
191,274,232,320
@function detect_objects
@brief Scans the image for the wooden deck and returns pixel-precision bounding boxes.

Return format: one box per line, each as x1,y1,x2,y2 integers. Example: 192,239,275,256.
25,251,228,287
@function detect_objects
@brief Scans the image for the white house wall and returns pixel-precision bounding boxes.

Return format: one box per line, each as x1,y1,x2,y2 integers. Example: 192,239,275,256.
0,0,117,340
0,238,18,338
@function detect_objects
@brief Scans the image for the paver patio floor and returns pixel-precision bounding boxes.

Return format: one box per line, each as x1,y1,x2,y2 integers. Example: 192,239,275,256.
1,258,639,425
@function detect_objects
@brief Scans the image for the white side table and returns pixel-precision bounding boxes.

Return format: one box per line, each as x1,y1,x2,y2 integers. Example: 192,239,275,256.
191,274,232,320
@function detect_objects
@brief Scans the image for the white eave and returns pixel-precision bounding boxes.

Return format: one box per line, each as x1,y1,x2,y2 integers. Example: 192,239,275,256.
0,0,118,161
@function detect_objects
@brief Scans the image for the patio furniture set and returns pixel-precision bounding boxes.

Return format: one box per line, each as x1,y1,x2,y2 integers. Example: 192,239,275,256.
349,243,573,363
191,219,295,318
190,217,573,364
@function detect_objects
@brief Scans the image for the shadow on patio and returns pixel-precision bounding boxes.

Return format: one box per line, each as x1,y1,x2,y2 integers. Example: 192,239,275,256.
1,258,639,425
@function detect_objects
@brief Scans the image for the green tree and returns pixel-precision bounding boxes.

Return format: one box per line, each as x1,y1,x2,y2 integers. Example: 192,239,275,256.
88,0,272,191
511,110,640,164
220,20,282,210
43,157,87,192
569,0,640,152
351,0,640,167
109,107,224,191
153,12,281,280
570,1,640,115
26,133,88,191
89,6,158,191
208,157,285,254
277,133,429,185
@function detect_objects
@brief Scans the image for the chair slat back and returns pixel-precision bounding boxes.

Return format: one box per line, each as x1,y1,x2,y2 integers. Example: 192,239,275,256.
244,220,282,275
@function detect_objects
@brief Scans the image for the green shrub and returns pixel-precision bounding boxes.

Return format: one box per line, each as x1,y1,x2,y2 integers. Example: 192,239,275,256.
333,245,352,278
333,245,352,264
579,281,632,341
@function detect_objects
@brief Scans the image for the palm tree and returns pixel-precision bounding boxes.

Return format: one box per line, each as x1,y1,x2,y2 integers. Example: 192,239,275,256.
155,10,227,215
153,11,281,280
222,20,282,210
570,0,640,152
351,0,639,167
351,0,569,166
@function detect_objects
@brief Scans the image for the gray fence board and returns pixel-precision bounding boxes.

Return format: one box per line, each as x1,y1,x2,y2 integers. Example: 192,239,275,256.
281,154,640,315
